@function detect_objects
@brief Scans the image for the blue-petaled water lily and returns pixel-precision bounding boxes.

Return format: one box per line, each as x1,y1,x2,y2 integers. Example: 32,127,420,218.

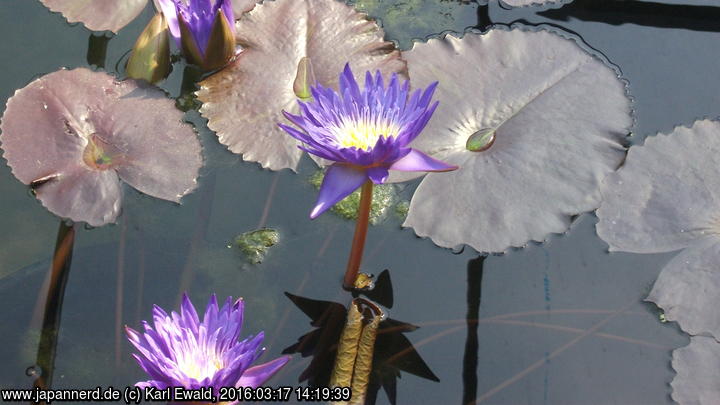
126,294,290,392
279,64,457,219
156,0,237,71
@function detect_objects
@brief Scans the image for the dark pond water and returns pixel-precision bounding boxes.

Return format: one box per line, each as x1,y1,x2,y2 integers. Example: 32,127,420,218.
2,0,718,403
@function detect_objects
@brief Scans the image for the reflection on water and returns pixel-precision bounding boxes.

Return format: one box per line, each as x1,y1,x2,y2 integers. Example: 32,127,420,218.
283,272,440,405
0,0,708,404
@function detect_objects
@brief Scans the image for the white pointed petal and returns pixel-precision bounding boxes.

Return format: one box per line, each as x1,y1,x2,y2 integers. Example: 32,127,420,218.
402,29,631,253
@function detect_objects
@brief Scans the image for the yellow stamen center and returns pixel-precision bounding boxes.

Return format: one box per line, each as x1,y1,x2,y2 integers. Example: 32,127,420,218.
332,120,399,151
177,350,224,382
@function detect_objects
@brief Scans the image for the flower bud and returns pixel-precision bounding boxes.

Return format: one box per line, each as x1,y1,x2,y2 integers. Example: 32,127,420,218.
293,57,317,100
126,13,171,83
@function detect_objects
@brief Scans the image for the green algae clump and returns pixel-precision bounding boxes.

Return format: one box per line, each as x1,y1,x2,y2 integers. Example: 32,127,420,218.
309,170,397,225
234,228,279,264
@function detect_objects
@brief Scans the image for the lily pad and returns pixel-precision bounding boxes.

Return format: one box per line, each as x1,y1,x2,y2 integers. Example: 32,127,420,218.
231,0,257,15
398,28,631,253
42,0,254,33
671,336,720,405
597,120,720,339
0,68,202,227
39,0,148,33
196,0,406,171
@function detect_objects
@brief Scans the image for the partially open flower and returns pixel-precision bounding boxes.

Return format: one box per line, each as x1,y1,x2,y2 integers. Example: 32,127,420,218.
126,294,290,391
279,64,457,218
156,0,236,71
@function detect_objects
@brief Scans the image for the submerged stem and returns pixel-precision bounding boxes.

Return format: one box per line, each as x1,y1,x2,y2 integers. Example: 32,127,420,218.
34,221,76,395
343,181,373,290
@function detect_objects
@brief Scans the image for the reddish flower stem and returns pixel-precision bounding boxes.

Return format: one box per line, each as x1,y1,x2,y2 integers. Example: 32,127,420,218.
343,181,373,290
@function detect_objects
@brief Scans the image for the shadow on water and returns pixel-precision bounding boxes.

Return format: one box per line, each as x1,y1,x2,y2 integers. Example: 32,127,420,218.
86,33,111,69
282,270,439,405
537,0,720,32
462,256,485,405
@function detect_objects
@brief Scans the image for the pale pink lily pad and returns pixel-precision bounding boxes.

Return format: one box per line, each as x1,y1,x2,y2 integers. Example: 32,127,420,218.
196,0,406,171
597,120,720,340
0,68,202,227
671,337,720,405
231,0,257,15
42,0,254,33
397,28,631,253
40,0,149,33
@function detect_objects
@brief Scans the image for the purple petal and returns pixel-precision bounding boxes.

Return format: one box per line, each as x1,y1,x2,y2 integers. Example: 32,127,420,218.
180,293,200,332
389,149,458,172
236,356,291,388
156,0,181,45
367,166,389,184
310,164,368,219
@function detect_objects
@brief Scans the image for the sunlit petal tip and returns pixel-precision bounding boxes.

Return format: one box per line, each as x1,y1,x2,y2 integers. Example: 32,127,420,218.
236,356,292,388
389,149,458,172
310,164,368,218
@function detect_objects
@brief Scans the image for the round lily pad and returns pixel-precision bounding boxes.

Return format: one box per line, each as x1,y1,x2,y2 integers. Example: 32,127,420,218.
0,68,202,226
398,28,631,253
40,0,148,33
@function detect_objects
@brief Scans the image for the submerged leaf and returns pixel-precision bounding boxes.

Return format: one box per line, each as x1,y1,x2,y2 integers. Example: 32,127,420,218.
39,0,148,33
196,0,406,171
597,120,720,339
671,336,720,405
0,68,202,226
398,28,631,253
234,228,279,264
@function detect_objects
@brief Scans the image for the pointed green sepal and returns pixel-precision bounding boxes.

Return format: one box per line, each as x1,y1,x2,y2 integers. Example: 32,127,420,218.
178,13,206,68
126,13,171,83
200,9,236,71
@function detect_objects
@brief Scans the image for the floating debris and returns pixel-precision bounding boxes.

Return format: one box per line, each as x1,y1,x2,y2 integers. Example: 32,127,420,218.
234,228,279,264
394,200,410,221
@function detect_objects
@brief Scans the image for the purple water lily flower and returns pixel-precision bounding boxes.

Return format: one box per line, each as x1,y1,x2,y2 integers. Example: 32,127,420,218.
279,64,458,218
156,0,236,71
125,294,290,392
